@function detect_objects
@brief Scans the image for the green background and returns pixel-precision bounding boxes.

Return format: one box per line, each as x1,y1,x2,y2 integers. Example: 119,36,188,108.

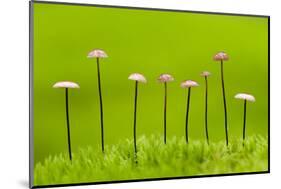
33,2,268,164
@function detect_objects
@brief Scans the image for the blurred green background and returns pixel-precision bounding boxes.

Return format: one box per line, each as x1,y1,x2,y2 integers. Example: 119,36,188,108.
33,2,268,164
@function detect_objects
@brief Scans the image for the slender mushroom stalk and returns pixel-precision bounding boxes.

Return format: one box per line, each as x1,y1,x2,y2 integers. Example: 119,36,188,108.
200,71,211,145
181,80,199,144
128,73,147,161
53,81,80,161
214,51,229,146
158,74,174,144
88,49,108,153
234,93,256,146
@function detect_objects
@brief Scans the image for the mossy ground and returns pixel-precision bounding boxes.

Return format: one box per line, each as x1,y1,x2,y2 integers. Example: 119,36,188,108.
34,135,268,186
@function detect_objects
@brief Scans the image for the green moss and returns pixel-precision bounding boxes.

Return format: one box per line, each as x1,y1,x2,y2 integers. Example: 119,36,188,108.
34,135,268,186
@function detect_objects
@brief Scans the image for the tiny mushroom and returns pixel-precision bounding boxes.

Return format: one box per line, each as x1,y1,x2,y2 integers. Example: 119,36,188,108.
128,73,147,83
213,51,229,146
200,71,211,77
128,73,147,162
87,49,108,58
235,93,256,102
235,93,256,146
158,74,174,83
181,80,199,88
200,71,211,144
53,81,80,89
158,74,174,144
87,49,108,153
181,80,199,144
213,52,229,61
53,81,80,161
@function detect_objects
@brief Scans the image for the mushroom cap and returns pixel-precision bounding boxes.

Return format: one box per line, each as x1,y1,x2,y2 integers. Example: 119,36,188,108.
53,81,80,89
200,71,211,77
158,74,174,83
128,73,147,83
181,80,199,88
213,52,229,61
87,49,108,58
234,93,255,102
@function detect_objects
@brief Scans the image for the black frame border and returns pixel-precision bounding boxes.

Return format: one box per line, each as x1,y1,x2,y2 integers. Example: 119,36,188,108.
29,0,270,188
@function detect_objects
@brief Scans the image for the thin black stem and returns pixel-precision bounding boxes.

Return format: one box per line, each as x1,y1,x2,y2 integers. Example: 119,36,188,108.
243,100,247,146
185,87,191,144
220,60,229,146
65,88,72,161
96,58,105,153
164,82,167,144
204,76,209,145
133,81,138,159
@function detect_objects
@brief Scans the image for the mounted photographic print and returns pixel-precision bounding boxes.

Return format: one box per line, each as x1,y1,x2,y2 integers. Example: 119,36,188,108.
29,1,270,188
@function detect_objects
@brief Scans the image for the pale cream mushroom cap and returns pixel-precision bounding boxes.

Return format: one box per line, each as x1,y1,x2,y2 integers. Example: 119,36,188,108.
158,74,174,83
200,71,211,77
53,81,80,89
87,49,108,58
234,93,255,102
213,51,229,61
181,80,199,88
128,73,147,83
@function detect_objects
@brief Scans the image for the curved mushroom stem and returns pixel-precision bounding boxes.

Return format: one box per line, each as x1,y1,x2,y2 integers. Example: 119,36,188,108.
133,81,138,162
220,60,229,146
243,100,247,146
204,76,209,145
185,87,191,144
65,88,72,161
163,82,167,144
96,58,105,153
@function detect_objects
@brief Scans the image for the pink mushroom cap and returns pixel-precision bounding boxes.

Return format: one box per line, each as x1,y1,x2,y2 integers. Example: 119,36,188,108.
53,81,80,89
87,49,108,58
200,71,211,77
158,74,174,83
234,93,255,102
128,73,147,83
181,80,199,88
213,51,229,61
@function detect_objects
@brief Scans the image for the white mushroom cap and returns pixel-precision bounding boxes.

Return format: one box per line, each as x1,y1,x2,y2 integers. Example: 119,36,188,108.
128,73,147,83
87,49,108,58
53,81,80,89
213,51,229,61
234,93,255,102
158,74,174,83
181,80,199,88
200,71,211,77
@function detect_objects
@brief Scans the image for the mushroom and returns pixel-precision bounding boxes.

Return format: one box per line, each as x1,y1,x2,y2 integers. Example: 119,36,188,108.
200,71,211,145
234,93,256,146
128,73,147,160
53,81,80,161
158,74,174,144
213,51,229,146
181,80,199,144
88,49,108,153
